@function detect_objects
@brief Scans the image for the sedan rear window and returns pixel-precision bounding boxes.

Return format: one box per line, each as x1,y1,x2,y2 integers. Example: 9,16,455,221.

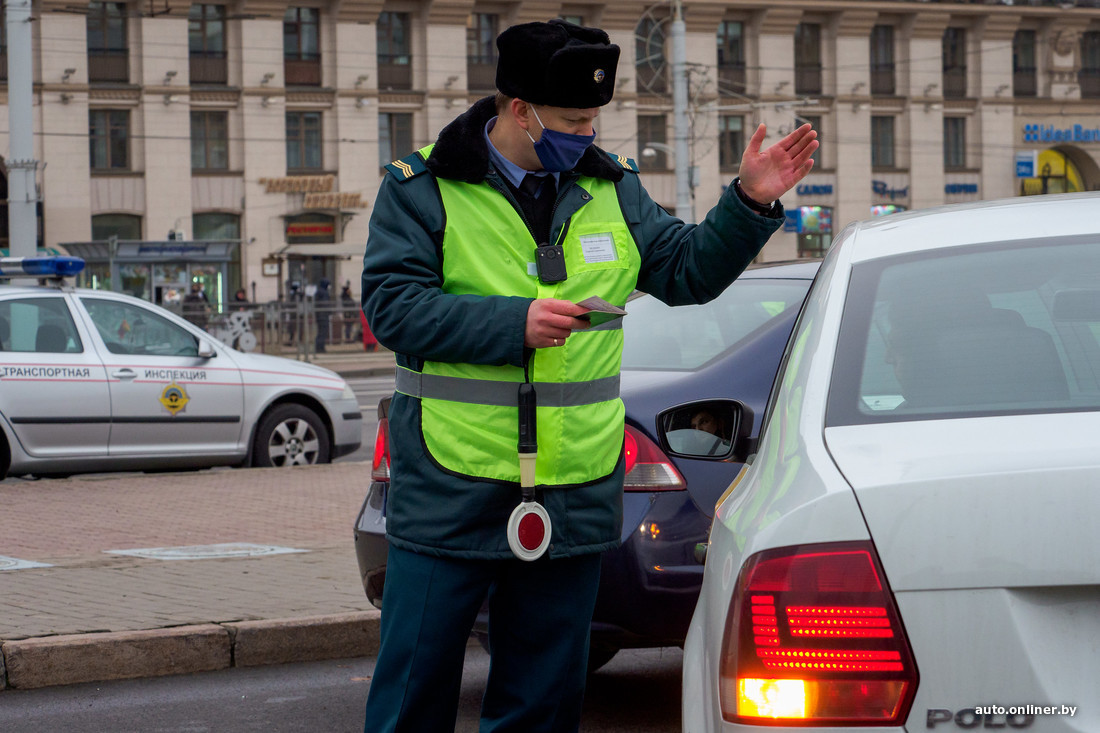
828,238,1100,425
622,279,811,370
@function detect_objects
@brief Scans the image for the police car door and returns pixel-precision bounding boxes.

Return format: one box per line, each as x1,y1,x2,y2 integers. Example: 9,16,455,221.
0,294,112,457
76,295,245,456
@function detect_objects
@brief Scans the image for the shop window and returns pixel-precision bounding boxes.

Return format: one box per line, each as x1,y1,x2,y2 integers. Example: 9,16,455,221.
89,109,130,170
1020,149,1085,196
871,204,906,217
717,21,745,96
284,7,321,86
944,117,966,170
871,116,895,169
379,112,413,169
1013,30,1037,98
378,12,412,91
795,23,821,95
871,25,895,95
92,213,142,240
466,13,498,92
792,205,832,258
88,2,128,83
637,115,668,171
943,27,967,98
189,4,227,84
286,111,322,172
719,115,744,171
191,111,229,170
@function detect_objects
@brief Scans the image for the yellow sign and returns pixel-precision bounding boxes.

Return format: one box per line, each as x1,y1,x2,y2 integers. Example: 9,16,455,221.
259,175,336,194
303,192,368,209
159,382,190,415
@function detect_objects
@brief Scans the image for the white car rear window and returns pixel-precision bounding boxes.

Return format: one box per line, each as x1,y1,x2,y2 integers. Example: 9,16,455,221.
828,238,1100,425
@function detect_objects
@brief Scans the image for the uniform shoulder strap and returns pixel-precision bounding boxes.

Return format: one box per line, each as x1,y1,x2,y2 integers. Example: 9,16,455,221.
384,146,433,182
607,152,639,174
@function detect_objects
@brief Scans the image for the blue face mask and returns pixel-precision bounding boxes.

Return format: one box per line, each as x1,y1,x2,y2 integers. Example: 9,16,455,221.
525,106,596,172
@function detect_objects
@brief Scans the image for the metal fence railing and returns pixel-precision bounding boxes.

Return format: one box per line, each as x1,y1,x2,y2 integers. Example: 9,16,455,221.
168,300,368,359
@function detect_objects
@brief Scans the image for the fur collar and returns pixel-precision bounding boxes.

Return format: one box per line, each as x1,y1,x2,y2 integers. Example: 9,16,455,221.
424,96,625,184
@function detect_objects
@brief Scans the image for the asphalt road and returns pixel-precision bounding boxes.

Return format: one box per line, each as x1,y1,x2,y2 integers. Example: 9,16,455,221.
0,645,684,733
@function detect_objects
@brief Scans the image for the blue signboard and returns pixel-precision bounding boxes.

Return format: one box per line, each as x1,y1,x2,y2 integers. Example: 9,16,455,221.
783,209,801,233
1015,151,1037,178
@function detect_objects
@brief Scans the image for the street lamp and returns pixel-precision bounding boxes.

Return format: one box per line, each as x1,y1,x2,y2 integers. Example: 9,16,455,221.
641,141,698,219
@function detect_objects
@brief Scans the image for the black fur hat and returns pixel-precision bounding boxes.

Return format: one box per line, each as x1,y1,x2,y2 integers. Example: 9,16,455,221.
495,19,620,108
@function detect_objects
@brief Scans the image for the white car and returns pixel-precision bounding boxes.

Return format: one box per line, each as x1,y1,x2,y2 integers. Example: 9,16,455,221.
663,193,1100,731
0,257,361,479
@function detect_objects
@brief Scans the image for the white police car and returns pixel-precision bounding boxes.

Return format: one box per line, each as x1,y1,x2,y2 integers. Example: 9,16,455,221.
0,256,361,479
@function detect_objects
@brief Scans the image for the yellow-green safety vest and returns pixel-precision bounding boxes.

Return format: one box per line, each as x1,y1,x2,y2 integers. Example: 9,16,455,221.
396,145,641,486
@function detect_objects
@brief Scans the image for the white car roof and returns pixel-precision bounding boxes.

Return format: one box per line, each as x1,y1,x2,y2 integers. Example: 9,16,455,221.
844,191,1100,264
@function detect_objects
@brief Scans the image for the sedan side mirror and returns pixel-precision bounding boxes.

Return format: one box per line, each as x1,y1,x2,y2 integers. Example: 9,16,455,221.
197,339,217,359
656,399,755,463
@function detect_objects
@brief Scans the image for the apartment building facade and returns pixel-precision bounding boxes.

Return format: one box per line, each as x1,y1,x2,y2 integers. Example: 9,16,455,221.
4,0,1100,306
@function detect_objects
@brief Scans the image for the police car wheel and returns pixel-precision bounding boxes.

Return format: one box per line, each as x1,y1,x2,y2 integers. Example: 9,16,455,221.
252,404,331,468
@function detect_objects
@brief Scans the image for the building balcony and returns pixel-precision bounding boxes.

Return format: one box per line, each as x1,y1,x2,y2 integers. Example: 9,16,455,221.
378,56,412,91
88,49,129,83
795,64,822,95
943,67,967,98
467,60,496,93
718,63,746,96
285,56,321,87
190,51,227,85
871,64,895,95
1013,68,1037,97
1079,69,1100,99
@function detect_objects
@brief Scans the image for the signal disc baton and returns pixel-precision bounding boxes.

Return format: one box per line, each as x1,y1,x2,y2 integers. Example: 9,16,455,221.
508,381,551,561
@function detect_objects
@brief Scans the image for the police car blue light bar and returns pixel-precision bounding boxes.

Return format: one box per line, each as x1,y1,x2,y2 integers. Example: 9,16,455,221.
0,256,85,278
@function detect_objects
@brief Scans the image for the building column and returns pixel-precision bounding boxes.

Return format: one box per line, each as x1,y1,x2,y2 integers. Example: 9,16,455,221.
978,15,1019,201
833,10,877,232
902,12,950,211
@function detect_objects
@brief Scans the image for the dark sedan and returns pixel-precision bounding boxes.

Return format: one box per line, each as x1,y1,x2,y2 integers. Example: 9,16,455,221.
353,260,818,670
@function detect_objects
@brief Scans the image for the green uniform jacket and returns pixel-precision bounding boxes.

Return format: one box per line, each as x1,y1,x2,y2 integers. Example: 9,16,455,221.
362,96,783,559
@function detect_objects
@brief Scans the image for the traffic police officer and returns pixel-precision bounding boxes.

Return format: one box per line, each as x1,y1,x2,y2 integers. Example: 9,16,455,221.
360,18,817,733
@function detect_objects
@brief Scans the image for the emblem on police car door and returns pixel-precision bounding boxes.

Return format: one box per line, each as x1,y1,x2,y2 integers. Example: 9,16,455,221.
159,382,190,415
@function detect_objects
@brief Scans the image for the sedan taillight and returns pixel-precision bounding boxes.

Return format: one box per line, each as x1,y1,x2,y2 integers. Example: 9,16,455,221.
371,417,390,482
623,424,686,492
720,542,918,724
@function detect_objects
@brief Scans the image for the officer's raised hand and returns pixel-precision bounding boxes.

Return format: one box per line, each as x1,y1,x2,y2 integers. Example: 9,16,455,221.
525,298,590,348
737,123,818,205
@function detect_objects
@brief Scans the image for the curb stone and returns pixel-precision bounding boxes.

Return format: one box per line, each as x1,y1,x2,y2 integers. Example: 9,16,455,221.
0,610,381,691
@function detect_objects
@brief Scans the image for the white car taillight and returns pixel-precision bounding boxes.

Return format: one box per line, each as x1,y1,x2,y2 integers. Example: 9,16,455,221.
371,418,390,482
623,423,686,492
719,542,918,724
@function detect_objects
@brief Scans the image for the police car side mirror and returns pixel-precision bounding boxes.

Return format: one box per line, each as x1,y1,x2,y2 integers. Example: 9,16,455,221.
197,339,216,359
656,399,755,463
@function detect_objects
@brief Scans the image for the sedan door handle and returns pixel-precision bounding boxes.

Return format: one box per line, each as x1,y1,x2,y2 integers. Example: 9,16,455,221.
112,368,137,380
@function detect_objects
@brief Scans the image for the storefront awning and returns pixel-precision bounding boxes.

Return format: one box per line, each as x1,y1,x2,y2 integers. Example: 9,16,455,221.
279,242,365,258
0,247,65,257
60,241,239,263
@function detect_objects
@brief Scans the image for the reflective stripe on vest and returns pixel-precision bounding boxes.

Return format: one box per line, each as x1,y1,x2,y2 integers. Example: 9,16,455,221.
414,144,641,486
396,367,620,407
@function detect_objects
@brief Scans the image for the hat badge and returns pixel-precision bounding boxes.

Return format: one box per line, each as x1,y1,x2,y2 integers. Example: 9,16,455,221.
593,68,605,83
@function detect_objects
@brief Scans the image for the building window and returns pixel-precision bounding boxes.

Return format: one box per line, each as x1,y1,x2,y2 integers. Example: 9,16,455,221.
467,13,498,91
191,111,229,171
795,23,822,95
379,112,413,169
189,4,227,85
1012,30,1037,98
871,116,895,169
1080,31,1100,99
193,212,239,240
87,2,128,83
943,27,967,98
560,14,584,26
944,117,966,170
870,25,895,96
92,213,142,240
377,11,412,91
89,109,129,170
284,7,321,86
0,13,7,82
286,111,322,172
636,16,667,94
718,115,744,170
801,115,821,166
637,115,667,171
717,21,745,96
